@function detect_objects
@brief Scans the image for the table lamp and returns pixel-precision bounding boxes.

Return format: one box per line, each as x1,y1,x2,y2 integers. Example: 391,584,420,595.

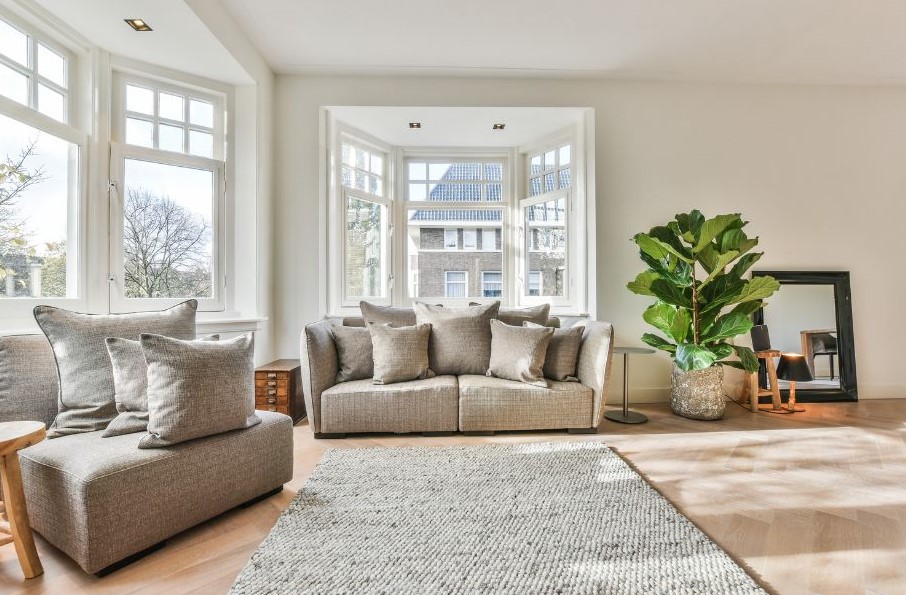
776,353,814,412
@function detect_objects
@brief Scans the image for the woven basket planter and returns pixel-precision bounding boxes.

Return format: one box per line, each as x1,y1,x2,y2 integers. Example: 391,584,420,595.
670,364,725,420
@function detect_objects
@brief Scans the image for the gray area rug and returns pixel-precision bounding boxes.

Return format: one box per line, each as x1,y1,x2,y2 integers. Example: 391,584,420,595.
231,442,767,594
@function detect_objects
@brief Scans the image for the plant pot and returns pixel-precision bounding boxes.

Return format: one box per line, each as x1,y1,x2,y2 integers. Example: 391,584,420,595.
670,364,725,420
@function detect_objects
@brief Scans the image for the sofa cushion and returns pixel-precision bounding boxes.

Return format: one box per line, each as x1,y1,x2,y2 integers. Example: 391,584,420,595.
18,411,293,574
360,301,416,327
330,325,373,383
525,322,583,381
458,375,593,432
414,301,499,376
470,302,551,326
320,375,458,434
487,319,553,387
103,334,219,438
369,323,434,385
33,300,198,438
0,335,58,429
139,333,260,448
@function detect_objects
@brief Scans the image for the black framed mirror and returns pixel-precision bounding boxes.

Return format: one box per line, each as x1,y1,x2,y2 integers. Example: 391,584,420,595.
752,271,857,402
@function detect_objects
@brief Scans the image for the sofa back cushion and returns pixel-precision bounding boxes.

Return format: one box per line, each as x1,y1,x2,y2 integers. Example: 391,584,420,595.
140,332,260,448
414,302,499,376
360,302,416,327
34,300,198,438
0,335,59,428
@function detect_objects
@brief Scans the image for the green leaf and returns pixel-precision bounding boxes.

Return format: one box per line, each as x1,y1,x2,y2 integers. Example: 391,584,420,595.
710,343,734,360
700,311,753,343
675,343,719,371
640,251,692,287
700,250,740,287
700,274,746,315
641,333,676,354
725,300,763,319
675,210,705,237
649,226,693,261
650,279,692,308
642,302,676,336
670,308,691,344
635,233,694,264
693,213,741,253
729,252,763,278
732,345,760,372
627,270,659,296
729,276,781,305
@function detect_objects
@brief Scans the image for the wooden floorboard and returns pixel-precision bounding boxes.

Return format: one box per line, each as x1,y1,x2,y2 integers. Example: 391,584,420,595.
2,399,906,594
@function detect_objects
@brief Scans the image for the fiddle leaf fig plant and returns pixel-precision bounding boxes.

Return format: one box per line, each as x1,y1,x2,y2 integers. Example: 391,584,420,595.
627,210,779,373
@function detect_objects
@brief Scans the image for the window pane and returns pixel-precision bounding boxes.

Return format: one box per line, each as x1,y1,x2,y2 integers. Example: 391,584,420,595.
37,44,66,88
558,144,571,166
355,147,367,170
485,163,502,181
0,19,28,67
408,162,426,180
559,168,571,189
530,154,542,176
37,84,64,121
159,92,184,122
408,183,426,201
524,198,566,297
126,117,153,148
407,208,502,299
487,183,502,202
355,170,367,192
529,176,542,197
189,99,214,127
544,173,556,193
0,63,28,105
428,163,451,180
341,165,352,188
121,159,214,298
0,112,77,298
481,228,497,251
370,153,383,175
345,196,385,298
482,271,502,297
543,150,556,169
126,85,153,115
188,130,213,158
159,123,184,153
369,174,381,197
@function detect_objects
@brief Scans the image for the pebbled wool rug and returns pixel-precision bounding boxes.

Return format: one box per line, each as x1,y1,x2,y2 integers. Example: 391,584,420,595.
231,442,767,595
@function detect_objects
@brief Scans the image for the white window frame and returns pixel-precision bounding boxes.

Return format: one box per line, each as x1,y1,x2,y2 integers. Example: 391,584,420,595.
0,8,86,321
528,270,542,296
444,270,468,298
328,123,393,309
444,228,458,250
109,72,227,312
481,271,502,298
482,228,497,252
463,228,477,250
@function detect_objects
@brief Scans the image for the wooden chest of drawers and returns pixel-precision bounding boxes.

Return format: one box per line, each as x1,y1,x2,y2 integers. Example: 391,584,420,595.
254,359,306,424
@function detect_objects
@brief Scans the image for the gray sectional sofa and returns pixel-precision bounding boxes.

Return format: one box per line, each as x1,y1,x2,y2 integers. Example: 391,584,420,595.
300,316,614,437
0,334,294,575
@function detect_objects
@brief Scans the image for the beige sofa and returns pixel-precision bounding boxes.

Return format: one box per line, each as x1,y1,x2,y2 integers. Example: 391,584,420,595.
0,334,294,575
300,317,614,437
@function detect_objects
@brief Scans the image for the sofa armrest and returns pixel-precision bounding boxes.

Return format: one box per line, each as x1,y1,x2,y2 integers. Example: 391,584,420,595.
299,319,341,434
0,335,59,429
574,320,615,428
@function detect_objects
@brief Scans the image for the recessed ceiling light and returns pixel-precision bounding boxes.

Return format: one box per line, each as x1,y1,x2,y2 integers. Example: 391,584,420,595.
492,123,506,130
124,19,153,32
409,122,422,129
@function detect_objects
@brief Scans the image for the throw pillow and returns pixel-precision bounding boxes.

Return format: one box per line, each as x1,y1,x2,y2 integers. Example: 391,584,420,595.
139,332,260,449
102,334,219,438
487,319,554,387
525,322,584,381
413,302,500,376
368,323,434,385
360,301,416,327
33,300,198,438
331,325,374,383
471,302,550,326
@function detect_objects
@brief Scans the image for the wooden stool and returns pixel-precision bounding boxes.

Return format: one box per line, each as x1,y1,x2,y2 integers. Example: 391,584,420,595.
747,350,791,414
0,421,46,579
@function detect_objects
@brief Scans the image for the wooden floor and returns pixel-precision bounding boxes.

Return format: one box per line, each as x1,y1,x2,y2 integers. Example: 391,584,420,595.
3,399,906,594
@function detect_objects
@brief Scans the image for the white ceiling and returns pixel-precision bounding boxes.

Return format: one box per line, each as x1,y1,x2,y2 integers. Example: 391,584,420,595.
33,0,252,85
219,0,906,85
328,107,585,147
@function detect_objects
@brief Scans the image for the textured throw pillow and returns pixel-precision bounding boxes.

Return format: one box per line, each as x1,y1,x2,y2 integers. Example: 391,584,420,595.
368,323,434,385
139,332,260,449
414,302,500,376
360,301,416,327
487,319,553,387
525,322,584,381
102,334,219,438
331,325,374,383
33,300,198,438
471,302,550,327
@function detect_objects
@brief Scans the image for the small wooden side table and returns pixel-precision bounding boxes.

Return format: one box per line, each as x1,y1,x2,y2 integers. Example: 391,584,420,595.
255,359,307,424
0,421,45,579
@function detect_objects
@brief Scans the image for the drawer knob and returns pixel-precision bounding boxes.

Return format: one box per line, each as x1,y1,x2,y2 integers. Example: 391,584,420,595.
266,373,278,379
267,389,276,395
267,381,276,387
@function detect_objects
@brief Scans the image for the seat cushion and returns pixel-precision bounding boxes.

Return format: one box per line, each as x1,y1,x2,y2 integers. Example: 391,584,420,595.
458,375,594,432
320,375,459,433
19,411,293,573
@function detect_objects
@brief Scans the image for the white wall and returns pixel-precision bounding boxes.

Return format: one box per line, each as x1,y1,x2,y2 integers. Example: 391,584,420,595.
274,75,906,400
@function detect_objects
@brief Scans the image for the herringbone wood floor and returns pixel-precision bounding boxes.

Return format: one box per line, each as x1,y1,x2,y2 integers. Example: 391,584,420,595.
3,399,906,594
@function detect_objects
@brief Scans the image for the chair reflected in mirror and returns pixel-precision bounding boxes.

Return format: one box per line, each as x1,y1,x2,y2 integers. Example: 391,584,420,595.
807,332,838,380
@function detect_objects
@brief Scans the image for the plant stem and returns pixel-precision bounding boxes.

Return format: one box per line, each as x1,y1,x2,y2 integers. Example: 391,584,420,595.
692,262,700,344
